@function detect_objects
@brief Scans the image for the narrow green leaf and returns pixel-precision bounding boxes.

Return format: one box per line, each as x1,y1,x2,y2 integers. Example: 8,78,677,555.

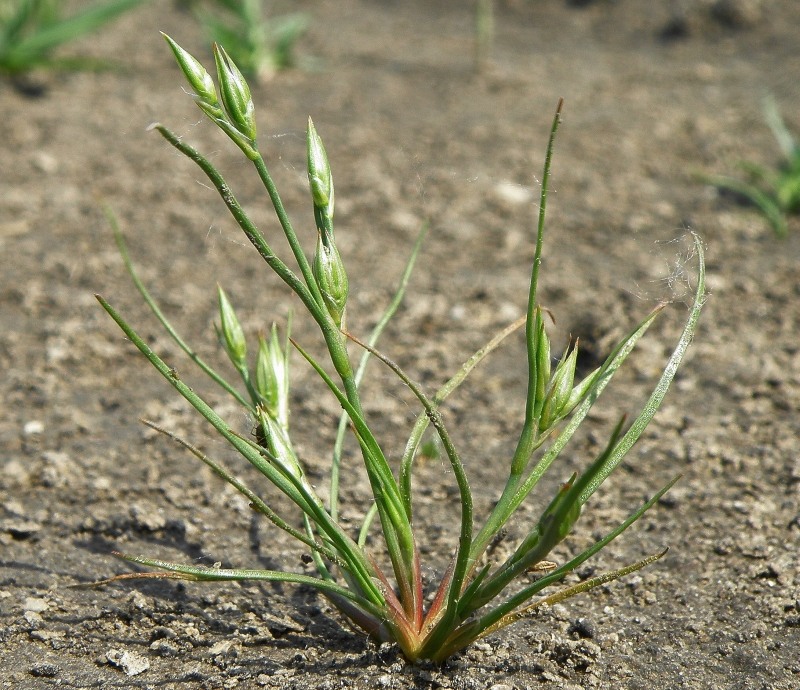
106,209,252,411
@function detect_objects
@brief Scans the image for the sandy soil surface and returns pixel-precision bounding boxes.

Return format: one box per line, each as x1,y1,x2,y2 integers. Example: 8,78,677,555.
2,1,799,688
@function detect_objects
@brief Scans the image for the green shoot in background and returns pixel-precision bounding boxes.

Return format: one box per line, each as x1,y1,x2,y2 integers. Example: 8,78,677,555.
180,0,308,81
96,35,706,663
698,97,800,237
475,0,494,73
0,0,143,83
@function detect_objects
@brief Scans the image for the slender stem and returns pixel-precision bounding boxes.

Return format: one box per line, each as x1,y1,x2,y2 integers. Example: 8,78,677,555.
343,332,474,657
331,224,428,521
152,125,320,315
107,211,253,411
449,476,677,654
251,154,326,308
142,420,341,566
154,125,361,415
437,549,667,661
578,234,706,504
248,152,362,421
510,99,563,478
112,553,386,620
97,295,383,606
291,336,417,613
399,315,526,518
470,303,664,565
465,103,565,574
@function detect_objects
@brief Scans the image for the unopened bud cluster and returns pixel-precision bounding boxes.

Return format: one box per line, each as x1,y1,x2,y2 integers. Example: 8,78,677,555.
256,325,289,428
216,287,301,477
307,118,348,327
217,286,247,369
163,34,258,160
533,308,600,434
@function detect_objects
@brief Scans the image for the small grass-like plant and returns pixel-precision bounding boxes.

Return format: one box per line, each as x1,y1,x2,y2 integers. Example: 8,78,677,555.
698,97,800,237
96,36,705,663
180,0,308,81
0,0,143,82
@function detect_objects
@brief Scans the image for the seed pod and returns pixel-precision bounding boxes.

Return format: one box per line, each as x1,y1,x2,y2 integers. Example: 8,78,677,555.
515,472,581,567
213,43,257,142
538,473,581,544
539,344,578,431
532,308,551,418
256,406,302,479
162,34,220,111
307,117,334,220
313,235,349,327
217,286,247,368
256,324,290,428
562,363,602,417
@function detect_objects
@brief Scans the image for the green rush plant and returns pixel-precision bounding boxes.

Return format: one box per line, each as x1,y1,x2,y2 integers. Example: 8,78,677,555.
180,0,308,81
698,97,800,238
0,0,143,79
96,36,706,663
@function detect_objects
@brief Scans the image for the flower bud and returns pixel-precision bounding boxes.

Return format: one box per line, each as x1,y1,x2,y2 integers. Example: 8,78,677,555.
213,43,257,142
256,325,289,427
307,117,334,219
217,286,247,368
539,344,578,432
515,472,581,567
562,363,602,417
163,34,219,110
256,407,302,479
532,308,551,417
313,235,348,327
538,473,581,545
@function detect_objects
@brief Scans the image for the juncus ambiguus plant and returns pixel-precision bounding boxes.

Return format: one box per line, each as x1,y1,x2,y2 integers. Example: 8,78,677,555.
95,35,706,663
697,96,800,238
0,0,143,82
179,0,308,82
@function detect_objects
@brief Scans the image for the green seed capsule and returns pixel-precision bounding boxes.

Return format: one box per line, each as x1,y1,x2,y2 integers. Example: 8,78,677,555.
163,34,219,110
313,235,348,327
213,43,257,142
532,308,550,418
539,344,578,431
539,474,581,544
217,286,247,368
256,325,289,427
307,117,334,219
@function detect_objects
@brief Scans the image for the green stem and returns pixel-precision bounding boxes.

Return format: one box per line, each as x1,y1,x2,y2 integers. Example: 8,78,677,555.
343,333,474,659
399,315,526,519
251,154,326,308
142,420,341,566
437,549,667,661
97,295,383,606
112,552,386,621
331,224,428,522
106,208,252,411
578,234,706,504
155,124,360,414
470,303,664,565
448,477,677,653
290,337,417,610
152,125,320,314
511,99,563,478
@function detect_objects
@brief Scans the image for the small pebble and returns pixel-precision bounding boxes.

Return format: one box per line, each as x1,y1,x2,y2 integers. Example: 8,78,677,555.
23,420,44,435
24,597,49,613
106,649,150,676
29,662,60,678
